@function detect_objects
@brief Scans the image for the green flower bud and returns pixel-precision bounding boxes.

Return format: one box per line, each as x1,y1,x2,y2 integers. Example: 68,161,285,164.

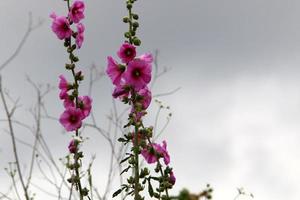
73,56,79,62
124,32,131,38
65,63,75,70
127,3,132,9
72,44,77,50
132,14,139,20
64,39,70,47
133,37,141,46
132,22,139,28
81,188,89,196
123,16,130,23
67,47,73,53
130,31,136,36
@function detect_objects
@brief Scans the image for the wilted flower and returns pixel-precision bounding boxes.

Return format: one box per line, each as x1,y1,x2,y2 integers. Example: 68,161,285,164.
75,23,85,48
68,139,78,153
139,53,153,64
169,171,176,185
137,86,152,109
141,140,170,165
69,0,85,23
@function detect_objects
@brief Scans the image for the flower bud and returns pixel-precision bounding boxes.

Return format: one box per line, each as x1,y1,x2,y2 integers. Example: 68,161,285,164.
124,32,131,38
127,3,132,9
123,17,130,23
132,14,139,20
132,22,139,28
133,37,141,46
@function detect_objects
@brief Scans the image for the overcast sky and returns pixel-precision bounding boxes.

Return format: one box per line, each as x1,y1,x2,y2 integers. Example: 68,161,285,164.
1,0,300,200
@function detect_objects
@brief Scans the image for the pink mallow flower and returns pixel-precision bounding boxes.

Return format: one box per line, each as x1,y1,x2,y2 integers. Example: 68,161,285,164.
117,43,136,63
69,0,85,23
50,12,72,40
59,75,68,91
141,140,170,165
106,56,125,85
59,75,70,99
169,171,176,185
124,58,152,90
139,53,153,64
138,86,152,109
75,23,85,49
63,97,75,108
68,139,78,154
112,83,129,99
59,107,83,131
58,75,70,99
78,96,92,118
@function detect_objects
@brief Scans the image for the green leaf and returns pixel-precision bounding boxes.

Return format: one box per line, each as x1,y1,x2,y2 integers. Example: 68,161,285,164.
120,166,131,175
112,189,122,198
148,179,154,197
120,155,131,164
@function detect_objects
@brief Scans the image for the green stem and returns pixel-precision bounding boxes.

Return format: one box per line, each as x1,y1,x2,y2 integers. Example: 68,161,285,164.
128,3,133,44
66,1,85,199
133,124,140,199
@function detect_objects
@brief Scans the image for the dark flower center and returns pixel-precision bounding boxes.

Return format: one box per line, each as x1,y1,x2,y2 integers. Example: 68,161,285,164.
69,115,78,123
125,49,133,57
62,22,69,31
132,69,141,79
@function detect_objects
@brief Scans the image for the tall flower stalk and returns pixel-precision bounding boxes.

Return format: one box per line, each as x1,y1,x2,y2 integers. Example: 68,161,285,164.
50,1,91,199
107,0,175,199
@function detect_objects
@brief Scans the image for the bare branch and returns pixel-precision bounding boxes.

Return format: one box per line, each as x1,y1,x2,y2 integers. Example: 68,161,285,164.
0,13,43,72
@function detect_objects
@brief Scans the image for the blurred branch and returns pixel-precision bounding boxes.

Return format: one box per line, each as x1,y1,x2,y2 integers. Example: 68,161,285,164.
0,13,43,72
0,76,30,200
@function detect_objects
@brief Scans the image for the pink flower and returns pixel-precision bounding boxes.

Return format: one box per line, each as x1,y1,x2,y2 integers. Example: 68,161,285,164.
75,23,85,49
63,96,75,108
78,96,92,118
112,84,129,99
141,147,157,164
68,139,78,153
131,110,146,123
69,0,85,23
50,13,72,40
141,140,170,165
59,75,69,91
138,86,152,109
124,58,152,90
59,107,83,131
59,75,71,100
60,90,68,100
156,140,170,165
169,171,176,185
117,43,136,63
106,56,125,85
139,53,153,64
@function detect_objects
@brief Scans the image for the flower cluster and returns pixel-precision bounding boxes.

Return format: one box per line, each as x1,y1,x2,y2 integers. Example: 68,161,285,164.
58,75,92,132
107,43,153,122
50,1,91,199
107,44,175,200
50,0,85,48
106,1,176,199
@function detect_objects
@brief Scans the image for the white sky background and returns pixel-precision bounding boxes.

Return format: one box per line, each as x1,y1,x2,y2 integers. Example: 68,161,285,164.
0,0,300,199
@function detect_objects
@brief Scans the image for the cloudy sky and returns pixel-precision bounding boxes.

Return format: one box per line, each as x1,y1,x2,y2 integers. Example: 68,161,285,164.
1,0,300,199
